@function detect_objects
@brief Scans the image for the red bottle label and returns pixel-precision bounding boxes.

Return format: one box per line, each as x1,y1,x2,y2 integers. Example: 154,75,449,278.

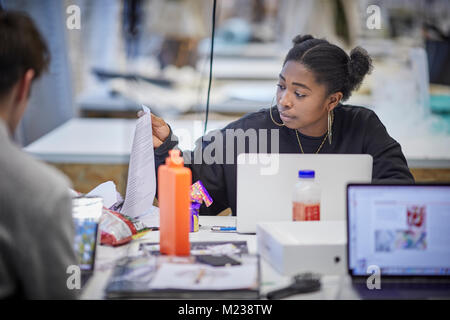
293,202,320,221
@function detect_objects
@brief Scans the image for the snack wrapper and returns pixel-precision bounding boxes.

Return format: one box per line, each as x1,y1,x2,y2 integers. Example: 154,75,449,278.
99,208,149,246
189,181,213,232
190,203,201,232
190,180,213,207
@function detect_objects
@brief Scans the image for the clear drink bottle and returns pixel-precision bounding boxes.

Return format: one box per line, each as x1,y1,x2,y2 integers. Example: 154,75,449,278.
292,170,321,221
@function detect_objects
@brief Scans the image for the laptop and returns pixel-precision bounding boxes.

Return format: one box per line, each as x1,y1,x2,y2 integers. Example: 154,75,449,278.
72,196,102,286
236,154,372,233
347,184,450,299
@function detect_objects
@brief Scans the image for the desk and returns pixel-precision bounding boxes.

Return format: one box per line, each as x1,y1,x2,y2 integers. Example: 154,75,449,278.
77,85,141,119
81,216,359,300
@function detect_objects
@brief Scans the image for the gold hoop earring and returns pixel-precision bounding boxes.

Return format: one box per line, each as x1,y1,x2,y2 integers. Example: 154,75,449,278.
269,97,284,127
327,110,333,145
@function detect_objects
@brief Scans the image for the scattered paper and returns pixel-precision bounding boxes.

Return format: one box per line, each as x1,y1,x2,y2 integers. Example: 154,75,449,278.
86,181,121,209
149,263,257,290
121,105,156,218
69,188,80,197
135,206,160,228
191,243,240,256
110,256,157,283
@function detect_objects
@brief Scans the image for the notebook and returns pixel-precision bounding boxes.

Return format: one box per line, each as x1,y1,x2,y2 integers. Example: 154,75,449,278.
104,241,259,299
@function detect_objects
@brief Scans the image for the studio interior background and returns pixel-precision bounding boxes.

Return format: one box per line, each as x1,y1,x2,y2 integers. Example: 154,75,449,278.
2,0,450,196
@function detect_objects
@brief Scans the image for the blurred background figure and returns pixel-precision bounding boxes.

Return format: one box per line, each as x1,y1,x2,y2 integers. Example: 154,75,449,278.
2,0,74,146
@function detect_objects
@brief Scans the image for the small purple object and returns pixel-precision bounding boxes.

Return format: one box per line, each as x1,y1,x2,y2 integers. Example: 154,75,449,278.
190,202,201,232
190,180,213,207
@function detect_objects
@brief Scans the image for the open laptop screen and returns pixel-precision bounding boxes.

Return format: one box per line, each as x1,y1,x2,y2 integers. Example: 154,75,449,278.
347,184,450,277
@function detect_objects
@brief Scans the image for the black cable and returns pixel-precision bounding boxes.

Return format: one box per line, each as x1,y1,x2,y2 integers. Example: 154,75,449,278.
204,0,217,134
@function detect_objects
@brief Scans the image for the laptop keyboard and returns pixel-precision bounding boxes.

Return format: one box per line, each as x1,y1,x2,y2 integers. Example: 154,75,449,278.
379,279,450,290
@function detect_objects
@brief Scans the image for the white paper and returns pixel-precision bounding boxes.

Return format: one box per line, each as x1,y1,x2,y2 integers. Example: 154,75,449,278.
190,243,240,256
86,181,120,209
149,263,257,290
121,105,156,218
69,188,80,197
135,206,160,228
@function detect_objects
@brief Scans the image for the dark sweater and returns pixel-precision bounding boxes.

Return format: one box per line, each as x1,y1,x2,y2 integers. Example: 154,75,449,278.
155,104,414,215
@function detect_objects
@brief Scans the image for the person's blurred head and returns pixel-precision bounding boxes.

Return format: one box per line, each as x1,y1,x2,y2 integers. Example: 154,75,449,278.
0,10,50,135
276,35,373,135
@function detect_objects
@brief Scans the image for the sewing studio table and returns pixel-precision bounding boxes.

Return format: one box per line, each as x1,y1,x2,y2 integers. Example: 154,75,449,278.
80,215,359,300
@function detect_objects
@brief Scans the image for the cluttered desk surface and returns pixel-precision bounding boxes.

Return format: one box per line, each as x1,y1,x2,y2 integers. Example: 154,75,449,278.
81,215,358,300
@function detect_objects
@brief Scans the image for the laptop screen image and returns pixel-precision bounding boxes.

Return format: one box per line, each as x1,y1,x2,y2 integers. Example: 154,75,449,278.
73,218,99,271
347,184,450,277
72,196,103,272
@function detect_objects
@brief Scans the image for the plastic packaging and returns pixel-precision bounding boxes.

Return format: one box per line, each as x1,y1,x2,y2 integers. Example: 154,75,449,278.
99,208,137,246
99,208,150,246
158,149,192,256
292,170,321,221
189,180,214,232
190,202,201,232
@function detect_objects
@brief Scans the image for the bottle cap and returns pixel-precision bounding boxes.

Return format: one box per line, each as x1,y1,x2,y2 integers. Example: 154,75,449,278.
298,170,315,179
166,149,184,167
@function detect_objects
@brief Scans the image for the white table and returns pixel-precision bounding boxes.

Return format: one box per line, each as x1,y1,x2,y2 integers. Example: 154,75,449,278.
25,117,450,168
81,216,359,300
25,118,232,164
23,118,233,194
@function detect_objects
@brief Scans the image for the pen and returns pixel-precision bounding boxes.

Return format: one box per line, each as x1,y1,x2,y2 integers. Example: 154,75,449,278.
211,226,236,232
194,268,205,284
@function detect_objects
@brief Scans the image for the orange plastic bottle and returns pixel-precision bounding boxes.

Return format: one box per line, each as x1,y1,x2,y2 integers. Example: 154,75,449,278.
158,149,192,256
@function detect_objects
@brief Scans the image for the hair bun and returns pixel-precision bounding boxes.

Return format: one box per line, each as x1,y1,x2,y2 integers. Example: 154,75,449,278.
348,46,373,91
292,34,314,46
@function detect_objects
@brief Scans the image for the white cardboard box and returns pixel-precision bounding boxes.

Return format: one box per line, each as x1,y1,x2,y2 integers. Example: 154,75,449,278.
257,221,347,276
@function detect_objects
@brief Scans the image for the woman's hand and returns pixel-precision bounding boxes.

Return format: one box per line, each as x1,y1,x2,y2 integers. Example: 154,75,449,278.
137,111,170,148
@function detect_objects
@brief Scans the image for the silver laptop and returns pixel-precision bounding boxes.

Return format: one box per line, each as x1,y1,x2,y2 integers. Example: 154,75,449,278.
236,154,372,233
347,184,450,299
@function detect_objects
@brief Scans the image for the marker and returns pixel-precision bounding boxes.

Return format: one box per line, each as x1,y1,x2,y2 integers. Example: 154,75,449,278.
211,226,236,232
